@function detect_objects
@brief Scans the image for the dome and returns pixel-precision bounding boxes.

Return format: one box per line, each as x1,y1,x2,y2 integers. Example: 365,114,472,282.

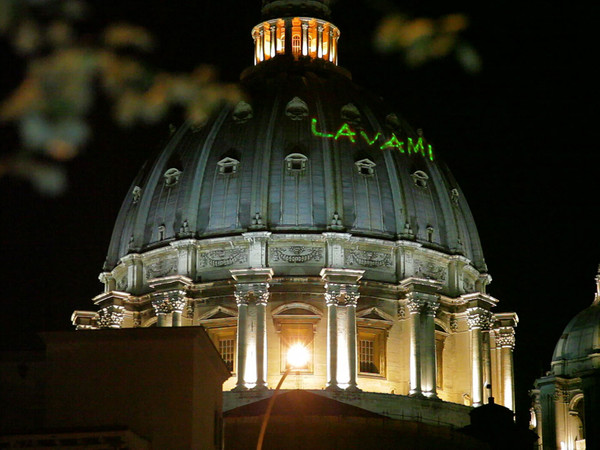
74,1,519,416
551,300,600,376
105,57,485,273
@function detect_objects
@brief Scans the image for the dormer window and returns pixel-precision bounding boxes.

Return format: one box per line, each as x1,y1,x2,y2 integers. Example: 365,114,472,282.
285,153,308,174
411,170,429,188
355,158,376,177
164,168,182,187
217,157,240,175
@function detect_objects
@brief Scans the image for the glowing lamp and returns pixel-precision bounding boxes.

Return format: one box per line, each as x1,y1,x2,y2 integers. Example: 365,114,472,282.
287,343,309,369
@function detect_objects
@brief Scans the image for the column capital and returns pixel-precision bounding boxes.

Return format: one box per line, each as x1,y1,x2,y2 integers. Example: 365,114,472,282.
496,327,516,349
323,281,360,306
467,307,494,330
151,292,174,315
233,281,271,306
406,297,439,316
97,305,125,329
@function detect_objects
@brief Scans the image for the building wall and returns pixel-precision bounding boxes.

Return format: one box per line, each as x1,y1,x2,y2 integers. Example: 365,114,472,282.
43,327,229,449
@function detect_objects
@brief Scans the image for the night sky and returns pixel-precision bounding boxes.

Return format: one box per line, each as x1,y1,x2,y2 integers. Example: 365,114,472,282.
0,0,597,425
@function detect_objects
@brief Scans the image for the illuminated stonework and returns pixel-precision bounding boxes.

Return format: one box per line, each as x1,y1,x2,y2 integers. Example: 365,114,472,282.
531,267,600,450
252,17,339,65
72,0,519,428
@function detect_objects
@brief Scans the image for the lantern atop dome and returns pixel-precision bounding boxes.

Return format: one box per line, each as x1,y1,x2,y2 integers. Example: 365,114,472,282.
252,1,339,65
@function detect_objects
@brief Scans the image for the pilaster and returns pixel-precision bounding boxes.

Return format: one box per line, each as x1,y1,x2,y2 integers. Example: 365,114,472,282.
121,253,143,294
242,232,271,267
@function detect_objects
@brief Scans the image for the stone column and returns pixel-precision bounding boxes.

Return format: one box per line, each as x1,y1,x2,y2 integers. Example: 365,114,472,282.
233,288,249,391
407,298,422,396
402,278,441,398
317,25,323,59
346,285,360,392
421,301,439,398
259,28,264,62
151,292,173,327
270,25,276,58
328,28,334,62
253,31,258,65
231,268,273,391
497,327,516,410
148,276,192,328
171,296,187,327
321,268,364,392
302,22,308,56
324,283,340,391
254,285,269,390
468,307,493,406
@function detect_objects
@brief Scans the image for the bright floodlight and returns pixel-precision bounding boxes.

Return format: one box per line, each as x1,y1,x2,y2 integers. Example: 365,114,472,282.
287,343,309,369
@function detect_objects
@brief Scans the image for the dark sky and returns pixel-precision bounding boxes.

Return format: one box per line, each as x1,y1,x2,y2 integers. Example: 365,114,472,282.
0,0,597,424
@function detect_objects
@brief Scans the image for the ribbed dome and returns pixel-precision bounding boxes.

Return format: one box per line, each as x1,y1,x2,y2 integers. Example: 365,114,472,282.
105,57,485,272
552,301,600,375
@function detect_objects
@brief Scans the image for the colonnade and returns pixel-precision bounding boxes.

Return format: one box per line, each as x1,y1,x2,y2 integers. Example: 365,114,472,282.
252,18,339,65
96,269,517,410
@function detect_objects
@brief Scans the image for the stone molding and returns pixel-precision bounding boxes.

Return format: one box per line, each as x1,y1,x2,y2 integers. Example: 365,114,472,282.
495,328,516,349
97,305,125,328
467,307,493,330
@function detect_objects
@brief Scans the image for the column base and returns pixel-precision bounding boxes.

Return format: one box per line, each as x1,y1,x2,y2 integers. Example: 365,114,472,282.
409,390,425,399
231,384,249,392
325,383,343,392
345,385,362,393
252,383,269,391
423,391,440,400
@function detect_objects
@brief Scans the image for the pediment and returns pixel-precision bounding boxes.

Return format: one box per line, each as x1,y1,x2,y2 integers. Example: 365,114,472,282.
198,306,237,321
356,307,394,328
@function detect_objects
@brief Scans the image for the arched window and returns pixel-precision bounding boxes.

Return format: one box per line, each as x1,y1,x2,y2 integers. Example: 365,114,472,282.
292,35,301,55
164,168,182,187
411,170,429,188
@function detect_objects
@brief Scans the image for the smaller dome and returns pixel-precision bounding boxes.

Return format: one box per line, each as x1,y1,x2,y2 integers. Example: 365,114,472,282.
552,301,600,376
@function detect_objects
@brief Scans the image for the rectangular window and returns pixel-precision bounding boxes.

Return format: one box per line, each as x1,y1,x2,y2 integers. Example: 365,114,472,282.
219,338,235,372
359,339,376,373
358,328,386,376
280,322,314,373
207,327,236,374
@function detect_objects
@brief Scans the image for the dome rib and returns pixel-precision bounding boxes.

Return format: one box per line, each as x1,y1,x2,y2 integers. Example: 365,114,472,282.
105,62,486,271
